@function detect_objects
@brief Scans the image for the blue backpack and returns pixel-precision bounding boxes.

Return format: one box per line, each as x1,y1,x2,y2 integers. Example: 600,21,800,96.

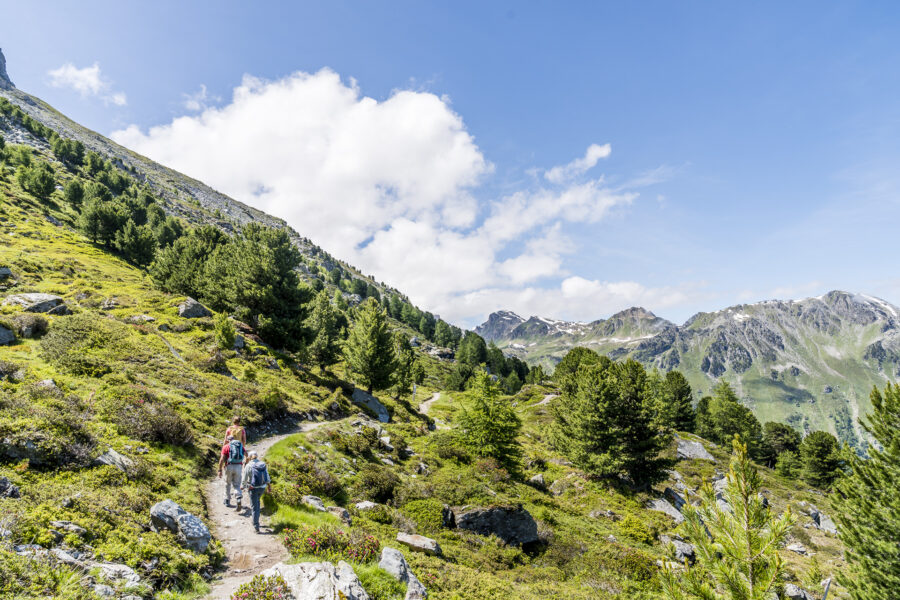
228,440,244,464
248,462,269,489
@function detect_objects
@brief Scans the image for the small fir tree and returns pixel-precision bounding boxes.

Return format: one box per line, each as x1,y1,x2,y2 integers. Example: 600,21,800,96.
458,371,522,470
664,370,696,432
799,430,842,488
214,312,236,350
306,290,342,371
344,298,396,394
393,332,416,399
661,437,795,599
836,383,900,599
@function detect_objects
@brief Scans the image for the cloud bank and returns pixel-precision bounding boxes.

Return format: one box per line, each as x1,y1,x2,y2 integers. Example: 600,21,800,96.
48,62,126,106
112,69,689,325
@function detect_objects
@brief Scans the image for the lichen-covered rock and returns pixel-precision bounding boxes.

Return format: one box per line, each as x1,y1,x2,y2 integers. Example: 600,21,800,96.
149,499,210,553
0,476,20,498
397,532,441,556
263,561,371,600
784,583,814,600
93,448,134,473
660,535,695,565
676,438,715,461
303,495,327,512
327,506,352,525
352,388,390,423
0,325,14,346
177,297,212,319
355,501,380,511
3,293,64,313
453,505,539,546
646,498,685,523
379,547,427,600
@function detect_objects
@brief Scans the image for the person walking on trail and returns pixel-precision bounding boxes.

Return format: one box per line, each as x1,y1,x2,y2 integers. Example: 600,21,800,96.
223,415,247,447
217,434,244,511
242,450,271,533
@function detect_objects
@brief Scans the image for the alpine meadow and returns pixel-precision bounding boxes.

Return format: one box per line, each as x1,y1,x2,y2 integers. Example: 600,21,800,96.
2,3,900,600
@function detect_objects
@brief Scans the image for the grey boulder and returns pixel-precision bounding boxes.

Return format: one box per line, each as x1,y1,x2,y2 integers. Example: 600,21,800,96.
0,476,20,498
327,506,352,525
453,505,539,546
784,583,814,600
352,388,390,423
397,532,442,556
93,448,134,473
263,561,371,600
0,325,14,345
660,535,695,565
676,437,715,461
150,499,210,553
379,547,427,600
646,498,685,523
177,297,212,319
3,293,64,313
303,495,327,512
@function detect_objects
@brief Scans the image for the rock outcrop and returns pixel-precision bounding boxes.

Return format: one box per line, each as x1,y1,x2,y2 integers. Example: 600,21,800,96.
0,476,20,498
784,583,814,600
0,48,13,90
352,388,390,423
263,561,371,600
177,297,212,319
0,325,14,346
397,532,441,556
646,498,685,523
453,505,539,546
3,293,65,313
676,438,715,461
379,547,427,600
149,499,210,553
93,449,134,473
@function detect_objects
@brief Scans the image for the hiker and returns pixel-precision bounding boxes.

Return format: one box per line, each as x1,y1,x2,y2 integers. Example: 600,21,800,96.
223,415,247,447
217,434,244,510
242,450,271,533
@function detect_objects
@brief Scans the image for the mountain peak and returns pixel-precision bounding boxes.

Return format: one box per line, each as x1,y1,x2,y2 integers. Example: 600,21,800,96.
0,48,14,90
609,306,657,320
475,310,526,340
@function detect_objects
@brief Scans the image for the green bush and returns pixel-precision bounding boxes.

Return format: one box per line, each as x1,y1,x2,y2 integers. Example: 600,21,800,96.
230,573,289,600
270,451,343,505
7,313,48,338
400,498,445,534
430,431,471,463
355,465,400,503
618,514,653,544
214,313,235,350
96,386,194,446
326,427,378,457
40,313,131,376
0,393,95,468
282,525,380,562
361,504,394,525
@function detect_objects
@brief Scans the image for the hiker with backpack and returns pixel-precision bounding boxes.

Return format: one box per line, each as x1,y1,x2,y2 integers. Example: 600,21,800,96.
223,415,247,447
242,450,271,533
217,434,245,511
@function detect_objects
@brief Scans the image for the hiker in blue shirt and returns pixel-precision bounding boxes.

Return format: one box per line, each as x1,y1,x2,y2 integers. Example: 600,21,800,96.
217,434,244,511
241,450,271,533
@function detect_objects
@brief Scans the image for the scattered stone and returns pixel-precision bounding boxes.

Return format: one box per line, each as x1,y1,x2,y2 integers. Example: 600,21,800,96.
327,506,352,525
263,561,371,600
660,535,695,565
0,477,19,499
801,503,838,534
528,473,545,488
397,532,442,556
100,298,119,309
4,293,64,313
714,477,728,498
0,267,12,279
49,548,82,566
664,487,687,511
352,388,390,423
35,379,59,391
149,499,210,553
588,509,619,521
47,303,71,315
93,448,134,473
50,520,86,535
379,436,395,452
0,325,14,345
786,542,808,555
646,498,685,523
93,561,142,587
93,584,115,597
158,323,170,332
233,334,245,349
784,583,814,600
177,297,212,319
128,314,155,323
302,495,327,512
453,505,539,546
676,438,715,461
415,462,429,475
381,457,395,466
355,501,380,512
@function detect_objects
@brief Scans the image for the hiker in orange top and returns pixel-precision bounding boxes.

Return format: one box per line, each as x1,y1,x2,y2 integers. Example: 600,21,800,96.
223,416,247,448
217,434,244,510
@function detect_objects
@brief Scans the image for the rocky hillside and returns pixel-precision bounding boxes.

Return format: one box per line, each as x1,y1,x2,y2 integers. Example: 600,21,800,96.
480,292,900,447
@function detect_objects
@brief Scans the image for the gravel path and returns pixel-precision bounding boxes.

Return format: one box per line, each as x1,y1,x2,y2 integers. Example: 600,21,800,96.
203,419,334,600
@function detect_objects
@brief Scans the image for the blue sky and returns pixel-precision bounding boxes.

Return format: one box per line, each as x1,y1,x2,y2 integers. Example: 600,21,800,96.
4,1,900,327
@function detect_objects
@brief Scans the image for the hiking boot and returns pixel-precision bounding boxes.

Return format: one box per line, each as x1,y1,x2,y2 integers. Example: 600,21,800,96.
223,498,230,507
236,500,242,511
254,525,260,533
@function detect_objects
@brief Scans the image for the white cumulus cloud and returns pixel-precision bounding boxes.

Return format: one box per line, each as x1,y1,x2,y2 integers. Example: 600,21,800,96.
112,68,691,326
47,62,127,106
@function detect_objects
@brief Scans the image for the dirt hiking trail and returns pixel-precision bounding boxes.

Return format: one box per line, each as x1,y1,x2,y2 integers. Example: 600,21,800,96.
203,419,333,600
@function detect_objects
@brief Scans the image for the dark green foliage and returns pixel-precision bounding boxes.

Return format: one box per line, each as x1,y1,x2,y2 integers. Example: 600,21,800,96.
393,332,417,399
232,574,290,600
760,421,802,467
114,219,156,266
799,430,842,488
429,430,472,463
78,196,124,246
96,386,194,446
458,371,522,470
355,464,400,502
775,450,800,477
50,136,84,166
525,364,546,385
663,370,695,432
345,298,396,393
836,383,900,599
457,331,488,366
151,225,227,294
306,289,342,370
695,381,763,458
16,163,55,198
550,358,674,485
552,347,604,396
63,177,84,206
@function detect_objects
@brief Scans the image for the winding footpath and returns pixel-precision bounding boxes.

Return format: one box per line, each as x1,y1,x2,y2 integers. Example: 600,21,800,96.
203,419,333,600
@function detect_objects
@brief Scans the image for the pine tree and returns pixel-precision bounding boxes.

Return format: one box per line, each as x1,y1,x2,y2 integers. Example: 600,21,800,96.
458,371,522,470
114,219,157,266
214,313,236,350
661,437,795,599
550,358,674,485
63,178,84,207
760,421,802,467
393,332,416,399
836,383,900,599
696,381,763,458
434,320,453,347
306,290,342,371
664,370,695,432
345,298,396,394
799,430,842,488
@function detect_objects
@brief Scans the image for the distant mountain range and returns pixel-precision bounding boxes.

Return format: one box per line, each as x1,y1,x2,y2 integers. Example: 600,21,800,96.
477,291,900,447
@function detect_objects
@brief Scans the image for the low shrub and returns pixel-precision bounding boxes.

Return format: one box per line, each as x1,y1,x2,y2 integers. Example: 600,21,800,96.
96,386,194,446
39,313,131,376
354,465,400,503
270,451,343,505
618,514,653,545
282,525,380,563
358,504,393,525
0,394,95,468
326,427,377,457
430,431,471,463
230,573,290,600
474,457,510,484
9,313,48,338
400,498,445,534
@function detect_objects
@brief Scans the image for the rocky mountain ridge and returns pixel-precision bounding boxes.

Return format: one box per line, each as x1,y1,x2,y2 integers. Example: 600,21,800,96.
480,291,900,446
